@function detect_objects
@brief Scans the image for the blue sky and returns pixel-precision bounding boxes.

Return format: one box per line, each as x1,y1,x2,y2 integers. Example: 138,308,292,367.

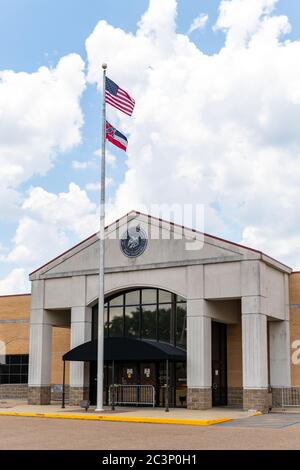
1,0,300,293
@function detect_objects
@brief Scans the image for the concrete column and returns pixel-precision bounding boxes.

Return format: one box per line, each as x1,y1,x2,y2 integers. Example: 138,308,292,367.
69,306,92,405
269,320,291,386
28,308,52,405
242,296,269,412
187,299,212,409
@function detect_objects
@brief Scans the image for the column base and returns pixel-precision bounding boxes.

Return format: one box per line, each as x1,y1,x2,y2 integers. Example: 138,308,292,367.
187,388,212,410
243,388,271,413
69,387,89,406
28,386,51,405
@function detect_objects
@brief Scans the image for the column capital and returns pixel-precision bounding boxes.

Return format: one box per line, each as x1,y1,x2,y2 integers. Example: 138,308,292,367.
242,295,266,315
186,298,209,318
71,305,92,323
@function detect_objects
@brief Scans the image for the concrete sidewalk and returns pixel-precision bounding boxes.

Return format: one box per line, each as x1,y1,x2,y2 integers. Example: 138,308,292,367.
0,400,261,426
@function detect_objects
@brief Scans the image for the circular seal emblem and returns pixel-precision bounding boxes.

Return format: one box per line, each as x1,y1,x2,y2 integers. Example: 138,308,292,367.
120,226,148,258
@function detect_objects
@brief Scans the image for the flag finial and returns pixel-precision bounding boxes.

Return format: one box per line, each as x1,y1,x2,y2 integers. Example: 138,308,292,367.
102,63,107,70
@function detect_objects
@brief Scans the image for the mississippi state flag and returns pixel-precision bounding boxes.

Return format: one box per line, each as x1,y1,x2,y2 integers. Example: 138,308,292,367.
105,121,128,152
105,77,135,116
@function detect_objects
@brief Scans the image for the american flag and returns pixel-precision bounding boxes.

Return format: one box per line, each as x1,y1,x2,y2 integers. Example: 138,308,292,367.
105,77,135,116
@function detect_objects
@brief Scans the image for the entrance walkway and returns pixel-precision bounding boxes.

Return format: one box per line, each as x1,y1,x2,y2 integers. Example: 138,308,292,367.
0,400,260,426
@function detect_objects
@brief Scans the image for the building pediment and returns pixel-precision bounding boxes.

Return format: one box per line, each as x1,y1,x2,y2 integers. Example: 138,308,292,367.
29,211,290,280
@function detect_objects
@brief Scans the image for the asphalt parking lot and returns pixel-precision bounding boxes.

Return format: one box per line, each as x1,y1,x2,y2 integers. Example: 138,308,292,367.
0,414,300,450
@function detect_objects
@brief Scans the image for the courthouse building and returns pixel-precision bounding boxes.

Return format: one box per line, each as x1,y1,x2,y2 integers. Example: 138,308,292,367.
1,211,300,412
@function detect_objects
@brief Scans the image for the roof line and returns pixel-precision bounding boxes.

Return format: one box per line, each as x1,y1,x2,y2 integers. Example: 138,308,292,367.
0,293,31,299
29,209,292,276
134,211,292,269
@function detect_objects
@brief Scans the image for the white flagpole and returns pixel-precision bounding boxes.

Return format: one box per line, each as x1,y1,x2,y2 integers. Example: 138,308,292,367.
96,62,107,411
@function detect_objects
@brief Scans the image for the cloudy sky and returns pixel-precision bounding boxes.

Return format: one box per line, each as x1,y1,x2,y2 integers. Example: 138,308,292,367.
1,0,300,294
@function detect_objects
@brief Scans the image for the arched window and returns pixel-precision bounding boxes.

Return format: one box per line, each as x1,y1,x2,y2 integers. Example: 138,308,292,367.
92,288,186,348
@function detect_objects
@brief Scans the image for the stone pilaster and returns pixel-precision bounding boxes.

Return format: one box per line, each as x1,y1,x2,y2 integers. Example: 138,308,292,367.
187,297,212,410
28,386,51,405
187,388,212,410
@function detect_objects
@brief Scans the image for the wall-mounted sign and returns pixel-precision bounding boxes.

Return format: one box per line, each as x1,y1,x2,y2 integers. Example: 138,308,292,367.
144,368,151,378
126,368,133,379
120,226,148,258
51,384,63,393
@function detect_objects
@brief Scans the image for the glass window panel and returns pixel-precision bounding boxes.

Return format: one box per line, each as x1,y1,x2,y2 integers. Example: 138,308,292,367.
158,304,172,343
176,294,186,303
176,304,187,347
109,306,124,337
125,290,140,306
10,365,21,374
92,306,98,341
159,290,172,304
11,355,22,364
21,355,28,365
0,365,9,374
0,355,29,385
92,305,109,339
10,375,20,384
109,294,124,306
142,305,157,340
142,289,157,305
125,306,140,337
104,306,109,337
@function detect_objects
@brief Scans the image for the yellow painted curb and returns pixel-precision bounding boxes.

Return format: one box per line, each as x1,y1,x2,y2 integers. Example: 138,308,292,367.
0,411,232,427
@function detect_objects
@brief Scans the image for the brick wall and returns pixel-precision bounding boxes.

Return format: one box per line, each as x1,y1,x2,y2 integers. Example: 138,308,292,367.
289,273,300,387
0,294,71,391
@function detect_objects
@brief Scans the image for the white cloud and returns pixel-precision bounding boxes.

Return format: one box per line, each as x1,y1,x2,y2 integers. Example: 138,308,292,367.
0,54,85,182
0,54,86,218
85,0,300,268
189,14,209,34
0,269,27,295
215,0,287,48
5,183,97,270
0,53,87,293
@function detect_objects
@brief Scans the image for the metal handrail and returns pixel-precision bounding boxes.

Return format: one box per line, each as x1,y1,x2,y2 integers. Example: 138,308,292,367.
279,386,300,408
109,384,155,407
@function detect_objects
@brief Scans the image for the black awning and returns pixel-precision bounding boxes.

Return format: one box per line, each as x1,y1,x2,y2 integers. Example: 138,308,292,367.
63,337,186,362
